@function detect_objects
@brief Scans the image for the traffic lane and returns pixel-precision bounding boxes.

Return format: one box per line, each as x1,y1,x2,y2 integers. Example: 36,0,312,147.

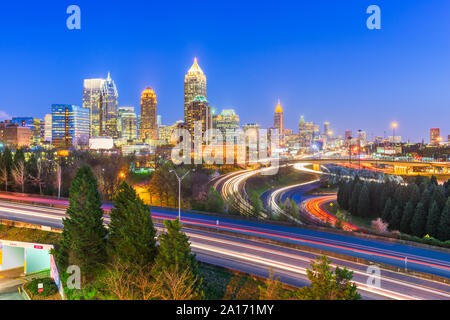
279,182,321,204
0,201,447,300
1,200,449,279
152,209,450,266
185,228,450,300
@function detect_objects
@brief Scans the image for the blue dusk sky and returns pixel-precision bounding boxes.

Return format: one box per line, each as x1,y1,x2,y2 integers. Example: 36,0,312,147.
0,0,449,142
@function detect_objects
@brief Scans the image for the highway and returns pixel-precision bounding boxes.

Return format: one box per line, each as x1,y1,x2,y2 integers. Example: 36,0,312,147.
0,199,449,300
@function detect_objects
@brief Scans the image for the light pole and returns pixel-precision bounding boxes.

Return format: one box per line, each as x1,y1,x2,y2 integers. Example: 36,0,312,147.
49,159,62,199
170,169,195,221
358,129,362,170
347,136,353,165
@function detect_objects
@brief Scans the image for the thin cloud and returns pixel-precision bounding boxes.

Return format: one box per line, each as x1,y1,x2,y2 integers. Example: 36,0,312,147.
0,110,11,121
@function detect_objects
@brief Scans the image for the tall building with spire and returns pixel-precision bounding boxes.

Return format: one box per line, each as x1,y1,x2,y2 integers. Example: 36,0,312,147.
101,73,119,138
83,73,119,138
140,87,158,141
273,99,284,136
184,58,207,123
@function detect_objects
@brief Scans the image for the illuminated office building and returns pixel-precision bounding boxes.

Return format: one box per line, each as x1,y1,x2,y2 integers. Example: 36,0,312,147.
101,73,119,138
186,95,211,140
184,58,207,123
11,117,42,145
83,73,119,138
44,114,52,143
430,128,441,145
273,100,284,138
213,109,240,143
213,109,240,132
140,87,158,141
118,107,137,141
51,104,89,148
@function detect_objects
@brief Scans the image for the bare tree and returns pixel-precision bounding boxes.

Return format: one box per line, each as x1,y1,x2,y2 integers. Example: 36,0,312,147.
102,260,136,300
29,159,45,195
0,168,9,192
156,267,199,300
132,265,162,300
12,161,25,193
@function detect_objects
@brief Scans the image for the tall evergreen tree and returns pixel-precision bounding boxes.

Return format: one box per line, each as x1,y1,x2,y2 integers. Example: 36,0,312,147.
431,186,446,211
357,184,371,218
430,176,438,186
381,198,393,223
154,219,201,293
406,183,421,207
411,202,427,238
444,180,450,197
426,200,442,238
55,166,107,277
349,182,362,215
389,205,402,231
400,201,415,234
437,198,450,241
109,182,158,266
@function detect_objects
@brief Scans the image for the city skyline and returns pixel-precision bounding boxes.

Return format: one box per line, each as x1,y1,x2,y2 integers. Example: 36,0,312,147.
0,1,450,141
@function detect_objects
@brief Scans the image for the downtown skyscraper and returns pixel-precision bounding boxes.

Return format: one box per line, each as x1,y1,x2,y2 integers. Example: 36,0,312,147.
82,73,119,138
140,87,158,141
184,58,207,123
273,100,284,137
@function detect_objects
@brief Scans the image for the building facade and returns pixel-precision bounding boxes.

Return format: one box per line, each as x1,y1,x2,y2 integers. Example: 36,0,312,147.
184,58,207,123
273,100,284,138
430,128,441,145
11,117,41,146
186,95,211,141
83,73,119,138
51,104,90,148
44,114,52,143
140,87,158,142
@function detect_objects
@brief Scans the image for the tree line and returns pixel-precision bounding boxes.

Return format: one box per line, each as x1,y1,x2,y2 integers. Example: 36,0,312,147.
0,147,131,200
337,175,450,241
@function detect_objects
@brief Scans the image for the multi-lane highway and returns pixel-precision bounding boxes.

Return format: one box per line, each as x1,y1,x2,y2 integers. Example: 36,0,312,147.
0,199,449,300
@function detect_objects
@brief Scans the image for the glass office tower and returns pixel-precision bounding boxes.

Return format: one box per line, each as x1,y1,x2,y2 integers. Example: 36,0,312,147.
51,104,89,148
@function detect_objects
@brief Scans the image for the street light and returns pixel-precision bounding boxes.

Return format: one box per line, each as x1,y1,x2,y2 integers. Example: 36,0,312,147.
170,168,195,221
49,159,62,199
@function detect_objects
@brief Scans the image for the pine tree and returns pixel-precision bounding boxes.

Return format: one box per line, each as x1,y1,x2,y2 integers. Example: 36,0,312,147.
426,200,442,238
154,219,201,294
430,176,438,186
349,182,362,215
431,186,446,211
250,191,263,217
407,183,421,207
411,202,427,238
109,181,158,266
400,201,415,234
357,184,371,218
205,187,224,213
381,198,393,223
437,198,450,241
389,205,402,231
296,256,360,300
55,166,107,277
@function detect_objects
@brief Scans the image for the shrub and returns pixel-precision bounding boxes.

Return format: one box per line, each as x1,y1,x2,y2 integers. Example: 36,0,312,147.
26,278,58,297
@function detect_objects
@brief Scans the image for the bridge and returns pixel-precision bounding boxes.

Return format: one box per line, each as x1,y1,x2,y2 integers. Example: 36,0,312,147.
280,158,450,177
